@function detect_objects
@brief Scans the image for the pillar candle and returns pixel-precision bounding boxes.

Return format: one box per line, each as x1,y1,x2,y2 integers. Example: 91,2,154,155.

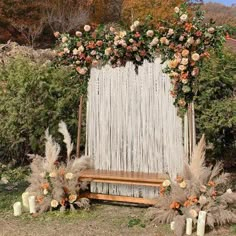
29,196,36,214
170,221,175,230
186,218,193,235
22,192,30,210
13,202,22,216
197,211,207,236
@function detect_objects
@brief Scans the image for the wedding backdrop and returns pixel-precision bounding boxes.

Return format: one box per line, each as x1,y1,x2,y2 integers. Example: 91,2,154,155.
86,59,185,198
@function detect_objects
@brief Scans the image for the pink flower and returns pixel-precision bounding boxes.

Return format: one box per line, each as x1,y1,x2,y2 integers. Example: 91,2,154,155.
92,60,99,67
76,67,88,75
54,32,60,38
181,58,188,65
135,55,141,62
178,65,186,71
84,25,91,32
90,50,97,56
96,40,103,47
134,32,141,38
191,67,199,77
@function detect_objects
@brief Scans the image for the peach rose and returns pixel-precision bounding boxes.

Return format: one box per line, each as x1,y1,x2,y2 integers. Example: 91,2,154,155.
84,25,91,32
75,31,82,37
51,199,59,208
146,30,154,37
182,49,189,57
191,53,200,61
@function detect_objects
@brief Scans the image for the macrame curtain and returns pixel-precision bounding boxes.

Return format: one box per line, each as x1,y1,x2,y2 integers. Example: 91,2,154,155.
85,58,185,198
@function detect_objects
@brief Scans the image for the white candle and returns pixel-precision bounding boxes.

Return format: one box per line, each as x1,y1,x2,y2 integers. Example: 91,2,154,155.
197,211,207,236
22,192,30,210
186,218,193,235
13,202,22,216
170,221,175,230
29,196,36,214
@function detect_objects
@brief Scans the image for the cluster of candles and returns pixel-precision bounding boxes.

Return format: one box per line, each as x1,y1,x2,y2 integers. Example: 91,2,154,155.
170,211,207,236
13,192,36,216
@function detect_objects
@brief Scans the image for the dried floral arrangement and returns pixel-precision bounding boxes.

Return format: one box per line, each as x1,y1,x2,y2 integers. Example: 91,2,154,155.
148,135,236,236
26,121,93,213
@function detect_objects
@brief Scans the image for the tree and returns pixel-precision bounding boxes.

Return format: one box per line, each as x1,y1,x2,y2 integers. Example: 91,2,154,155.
121,0,185,25
44,0,92,33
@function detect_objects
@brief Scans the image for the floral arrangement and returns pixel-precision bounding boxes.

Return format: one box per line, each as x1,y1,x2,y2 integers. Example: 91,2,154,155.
148,135,236,235
54,3,225,112
26,121,93,213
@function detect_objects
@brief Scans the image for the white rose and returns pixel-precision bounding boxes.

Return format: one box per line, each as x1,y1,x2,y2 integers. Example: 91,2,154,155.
73,48,78,55
165,39,170,45
226,189,232,194
191,53,200,61
61,36,68,43
78,45,84,52
179,181,187,188
129,38,134,43
51,199,59,208
130,25,135,32
75,31,82,37
146,30,154,37
150,37,159,46
162,179,171,187
135,55,141,62
174,7,180,13
63,48,70,54
65,172,74,180
208,27,215,33
133,20,140,27
189,209,198,218
179,35,184,41
168,29,174,36
198,195,207,205
181,58,189,66
105,47,112,56
178,65,186,71
43,189,48,195
84,25,91,32
187,37,194,45
1,177,8,184
132,46,138,51
180,14,188,22
195,39,201,45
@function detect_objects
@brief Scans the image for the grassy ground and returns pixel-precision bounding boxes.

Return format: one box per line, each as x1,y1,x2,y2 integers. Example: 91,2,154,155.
0,169,235,236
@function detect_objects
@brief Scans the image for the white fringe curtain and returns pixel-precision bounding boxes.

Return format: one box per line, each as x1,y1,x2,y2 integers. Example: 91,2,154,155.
85,58,184,198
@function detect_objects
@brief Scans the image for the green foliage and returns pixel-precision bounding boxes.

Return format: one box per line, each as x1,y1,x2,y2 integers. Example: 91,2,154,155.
195,50,236,159
0,57,87,164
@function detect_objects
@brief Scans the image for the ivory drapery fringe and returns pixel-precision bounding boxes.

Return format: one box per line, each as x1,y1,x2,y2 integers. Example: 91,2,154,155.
86,58,184,198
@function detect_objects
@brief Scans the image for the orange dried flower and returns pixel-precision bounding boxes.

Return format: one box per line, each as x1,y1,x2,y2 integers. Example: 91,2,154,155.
208,181,216,187
41,182,49,189
170,201,180,209
184,200,191,207
60,198,66,206
176,176,184,183
36,195,44,204
59,169,65,176
185,23,193,32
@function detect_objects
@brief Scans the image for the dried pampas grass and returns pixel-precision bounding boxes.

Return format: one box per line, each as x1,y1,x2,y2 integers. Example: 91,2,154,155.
148,135,236,235
26,121,93,213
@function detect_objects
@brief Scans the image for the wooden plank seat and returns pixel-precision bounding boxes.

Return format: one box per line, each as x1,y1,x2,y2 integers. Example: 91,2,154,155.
79,169,167,205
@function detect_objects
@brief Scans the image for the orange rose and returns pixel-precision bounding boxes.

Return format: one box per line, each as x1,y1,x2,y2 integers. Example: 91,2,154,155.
36,195,44,204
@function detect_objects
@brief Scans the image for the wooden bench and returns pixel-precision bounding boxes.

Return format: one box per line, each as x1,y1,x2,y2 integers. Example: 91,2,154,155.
79,169,167,205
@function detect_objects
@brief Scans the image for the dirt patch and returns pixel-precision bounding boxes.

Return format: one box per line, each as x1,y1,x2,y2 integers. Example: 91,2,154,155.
0,203,235,236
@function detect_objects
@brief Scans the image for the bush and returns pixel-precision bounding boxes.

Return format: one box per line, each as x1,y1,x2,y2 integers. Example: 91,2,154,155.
0,57,87,164
195,50,236,161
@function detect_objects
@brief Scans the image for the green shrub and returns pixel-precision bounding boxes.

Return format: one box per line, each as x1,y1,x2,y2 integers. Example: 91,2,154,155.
0,57,87,164
195,50,236,160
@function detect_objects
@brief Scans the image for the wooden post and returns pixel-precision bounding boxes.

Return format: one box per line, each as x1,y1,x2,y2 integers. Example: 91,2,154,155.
76,96,83,158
